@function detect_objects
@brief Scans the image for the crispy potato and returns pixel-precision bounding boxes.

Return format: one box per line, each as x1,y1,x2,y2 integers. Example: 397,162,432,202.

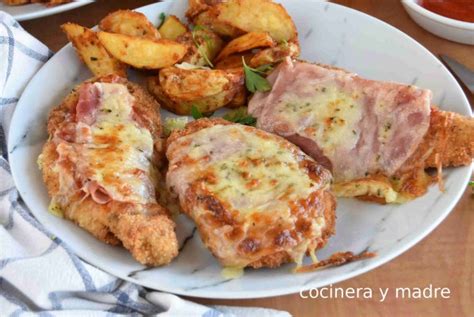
97,32,188,69
177,29,224,67
158,15,188,40
189,0,297,42
61,23,127,77
250,40,300,67
216,32,274,62
215,53,253,69
193,9,243,38
186,0,214,20
99,10,160,40
147,67,244,115
226,83,247,108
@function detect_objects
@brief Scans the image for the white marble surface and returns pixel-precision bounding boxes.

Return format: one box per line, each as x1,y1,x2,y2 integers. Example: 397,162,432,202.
7,0,472,299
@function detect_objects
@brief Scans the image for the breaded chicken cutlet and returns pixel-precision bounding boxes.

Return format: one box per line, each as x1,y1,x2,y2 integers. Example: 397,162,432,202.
39,75,178,266
249,58,473,203
166,118,336,269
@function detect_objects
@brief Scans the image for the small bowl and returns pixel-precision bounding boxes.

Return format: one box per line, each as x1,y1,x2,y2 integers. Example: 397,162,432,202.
402,0,474,45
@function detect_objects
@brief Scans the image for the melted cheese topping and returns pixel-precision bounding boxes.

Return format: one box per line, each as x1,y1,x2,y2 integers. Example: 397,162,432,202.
54,83,156,204
167,124,331,268
184,125,317,216
276,85,362,157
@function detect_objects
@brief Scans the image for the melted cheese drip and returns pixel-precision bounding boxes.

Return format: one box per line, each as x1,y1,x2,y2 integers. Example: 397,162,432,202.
221,266,244,279
185,125,317,215
276,85,362,158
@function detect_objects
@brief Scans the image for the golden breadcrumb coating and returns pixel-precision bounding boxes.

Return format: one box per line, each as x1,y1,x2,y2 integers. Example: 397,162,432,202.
40,75,178,266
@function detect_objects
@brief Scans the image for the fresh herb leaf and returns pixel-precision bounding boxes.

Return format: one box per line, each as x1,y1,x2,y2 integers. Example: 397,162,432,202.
469,181,474,188
158,12,166,28
254,64,274,73
237,116,257,125
192,26,214,67
242,58,271,93
192,25,208,32
191,105,203,120
223,107,257,126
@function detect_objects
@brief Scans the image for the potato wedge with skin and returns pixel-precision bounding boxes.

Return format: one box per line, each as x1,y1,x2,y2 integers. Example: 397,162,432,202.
147,67,244,115
159,15,188,40
250,40,300,68
99,10,160,40
190,0,297,42
186,0,216,20
97,32,188,69
215,53,253,69
216,32,274,62
226,83,247,108
177,29,224,67
61,23,127,77
193,9,243,39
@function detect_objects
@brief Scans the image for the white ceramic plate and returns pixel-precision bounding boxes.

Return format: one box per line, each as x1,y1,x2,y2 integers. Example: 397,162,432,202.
7,0,472,299
0,1,93,21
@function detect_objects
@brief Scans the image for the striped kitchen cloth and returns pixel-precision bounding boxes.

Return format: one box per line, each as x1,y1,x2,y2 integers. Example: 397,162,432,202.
0,11,290,317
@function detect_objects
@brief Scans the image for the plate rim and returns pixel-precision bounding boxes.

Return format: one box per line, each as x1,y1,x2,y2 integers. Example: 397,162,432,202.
7,0,473,299
2,1,94,22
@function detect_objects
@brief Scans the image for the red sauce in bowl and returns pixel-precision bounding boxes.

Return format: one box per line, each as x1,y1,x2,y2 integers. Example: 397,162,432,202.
420,0,474,23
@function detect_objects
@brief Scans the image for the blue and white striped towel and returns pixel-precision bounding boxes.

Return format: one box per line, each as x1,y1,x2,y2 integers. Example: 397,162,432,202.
0,12,290,317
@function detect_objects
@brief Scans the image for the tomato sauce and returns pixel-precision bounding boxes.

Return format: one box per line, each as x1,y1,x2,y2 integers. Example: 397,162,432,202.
420,0,474,23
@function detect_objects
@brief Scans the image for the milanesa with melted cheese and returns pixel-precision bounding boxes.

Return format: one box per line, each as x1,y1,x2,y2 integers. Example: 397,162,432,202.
39,75,178,266
249,58,474,203
166,118,336,269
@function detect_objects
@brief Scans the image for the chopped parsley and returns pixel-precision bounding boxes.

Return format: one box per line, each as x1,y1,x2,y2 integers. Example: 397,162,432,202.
192,25,214,67
158,12,166,28
242,58,272,93
469,181,474,188
223,107,256,126
191,105,203,120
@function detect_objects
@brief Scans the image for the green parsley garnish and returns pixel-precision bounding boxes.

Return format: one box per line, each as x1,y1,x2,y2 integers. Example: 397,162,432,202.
192,25,214,67
191,105,204,120
469,181,474,188
223,107,257,126
242,58,272,93
158,12,166,28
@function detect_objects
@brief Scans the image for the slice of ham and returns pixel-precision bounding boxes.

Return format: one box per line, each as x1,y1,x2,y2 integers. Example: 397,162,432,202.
248,58,432,182
76,83,101,125
85,180,112,205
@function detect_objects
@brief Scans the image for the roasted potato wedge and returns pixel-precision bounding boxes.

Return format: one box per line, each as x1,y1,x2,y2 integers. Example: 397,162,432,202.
99,10,161,40
97,32,188,69
226,83,247,108
186,0,213,20
250,40,300,67
158,15,188,40
189,0,297,42
147,67,244,115
193,9,243,38
215,53,253,69
216,32,274,62
61,23,127,77
177,29,224,67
